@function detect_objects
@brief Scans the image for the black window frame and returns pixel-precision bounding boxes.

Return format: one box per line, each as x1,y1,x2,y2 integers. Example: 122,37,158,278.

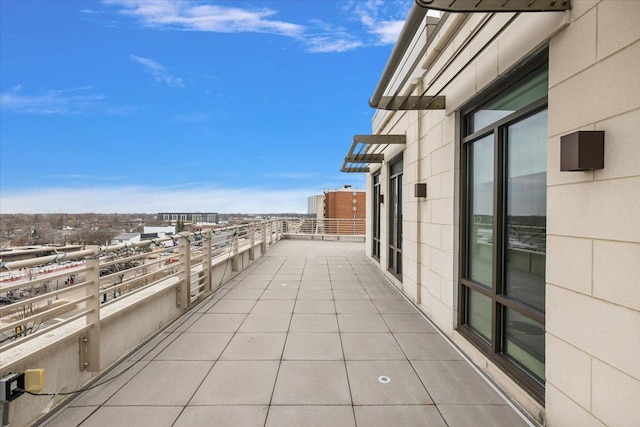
388,155,403,279
372,171,382,261
458,51,548,404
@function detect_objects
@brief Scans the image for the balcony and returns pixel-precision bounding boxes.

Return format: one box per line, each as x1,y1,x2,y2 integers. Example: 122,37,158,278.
1,220,530,427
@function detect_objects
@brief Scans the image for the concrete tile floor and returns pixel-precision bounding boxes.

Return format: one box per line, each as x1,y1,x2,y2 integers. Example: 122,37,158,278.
40,240,532,427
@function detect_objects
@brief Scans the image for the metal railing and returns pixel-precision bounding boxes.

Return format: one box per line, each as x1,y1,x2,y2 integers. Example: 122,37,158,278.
285,217,365,236
0,217,359,371
0,217,365,427
0,220,285,373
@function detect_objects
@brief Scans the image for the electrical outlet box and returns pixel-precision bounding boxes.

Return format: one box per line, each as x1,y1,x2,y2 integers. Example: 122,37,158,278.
0,373,25,402
25,369,45,393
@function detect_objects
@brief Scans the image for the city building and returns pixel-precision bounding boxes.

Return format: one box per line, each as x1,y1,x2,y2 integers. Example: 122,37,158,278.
323,186,366,220
322,186,366,235
109,232,141,246
342,1,639,425
157,212,219,224
307,195,324,219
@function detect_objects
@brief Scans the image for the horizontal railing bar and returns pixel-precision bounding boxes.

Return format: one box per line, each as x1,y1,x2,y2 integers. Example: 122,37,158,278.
1,307,94,351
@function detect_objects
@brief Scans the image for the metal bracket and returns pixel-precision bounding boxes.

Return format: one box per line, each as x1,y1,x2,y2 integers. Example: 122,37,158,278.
79,335,89,371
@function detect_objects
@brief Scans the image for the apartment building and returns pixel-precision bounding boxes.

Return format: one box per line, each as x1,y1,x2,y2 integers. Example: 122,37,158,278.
157,212,219,224
342,1,639,425
323,187,366,220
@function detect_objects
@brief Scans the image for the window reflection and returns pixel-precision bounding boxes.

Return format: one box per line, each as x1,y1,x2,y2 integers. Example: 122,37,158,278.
505,110,547,312
472,70,548,133
468,135,494,288
504,308,545,382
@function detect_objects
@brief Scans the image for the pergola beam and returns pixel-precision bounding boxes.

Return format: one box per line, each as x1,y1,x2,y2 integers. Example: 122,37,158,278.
353,134,406,144
377,95,445,110
345,153,385,163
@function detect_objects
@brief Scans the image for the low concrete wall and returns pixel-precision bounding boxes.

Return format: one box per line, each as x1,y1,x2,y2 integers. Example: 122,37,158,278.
1,241,268,427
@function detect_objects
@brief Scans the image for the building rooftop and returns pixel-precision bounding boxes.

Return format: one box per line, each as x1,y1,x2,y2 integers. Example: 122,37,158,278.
39,240,531,427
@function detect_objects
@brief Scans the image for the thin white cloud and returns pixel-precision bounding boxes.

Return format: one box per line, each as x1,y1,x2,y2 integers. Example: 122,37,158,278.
103,0,304,37
0,186,316,214
302,19,363,53
172,111,211,122
129,55,184,87
0,85,106,114
101,0,411,54
346,0,409,46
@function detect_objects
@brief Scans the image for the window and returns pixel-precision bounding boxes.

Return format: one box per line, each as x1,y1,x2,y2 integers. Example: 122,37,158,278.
460,56,548,402
372,173,381,260
388,157,403,278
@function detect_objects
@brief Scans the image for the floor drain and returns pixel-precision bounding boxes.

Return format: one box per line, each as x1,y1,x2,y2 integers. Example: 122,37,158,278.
378,376,391,384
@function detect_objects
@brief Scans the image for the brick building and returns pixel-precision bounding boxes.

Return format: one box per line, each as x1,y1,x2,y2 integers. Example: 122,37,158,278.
322,186,365,235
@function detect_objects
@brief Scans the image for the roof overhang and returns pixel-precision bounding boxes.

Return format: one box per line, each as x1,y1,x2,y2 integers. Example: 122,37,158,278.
341,135,406,173
415,0,571,13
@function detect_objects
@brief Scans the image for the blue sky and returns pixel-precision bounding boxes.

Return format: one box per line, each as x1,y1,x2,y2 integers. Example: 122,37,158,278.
0,0,413,214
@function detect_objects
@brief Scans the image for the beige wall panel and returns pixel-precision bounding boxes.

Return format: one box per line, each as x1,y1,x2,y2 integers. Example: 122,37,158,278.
593,240,640,311
430,197,454,226
549,7,596,87
498,12,567,75
475,42,499,96
597,1,640,60
431,141,455,176
546,383,606,427
429,295,454,336
547,177,640,242
546,333,592,410
592,358,640,426
468,12,515,57
439,277,456,309
430,246,455,282
548,41,640,136
439,224,456,254
569,0,599,21
427,172,443,199
440,168,456,199
423,123,443,155
422,222,441,248
418,155,432,180
445,61,477,113
594,109,640,181
546,235,593,295
547,284,640,380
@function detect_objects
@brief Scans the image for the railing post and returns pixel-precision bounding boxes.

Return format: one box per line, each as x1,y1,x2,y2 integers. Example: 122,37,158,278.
261,222,267,254
203,229,213,293
231,226,240,272
249,224,256,260
176,233,191,309
81,257,101,372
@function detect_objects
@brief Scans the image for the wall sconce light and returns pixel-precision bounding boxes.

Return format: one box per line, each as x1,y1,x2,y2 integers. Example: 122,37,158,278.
414,183,427,198
560,131,605,171
379,195,384,204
